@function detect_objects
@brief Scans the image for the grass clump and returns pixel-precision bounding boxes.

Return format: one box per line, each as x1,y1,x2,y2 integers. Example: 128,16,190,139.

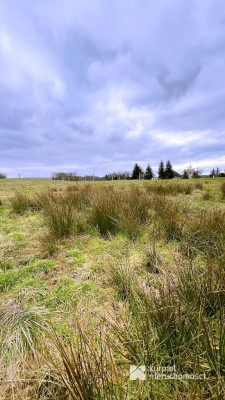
221,182,225,199
145,181,193,196
117,186,150,238
10,190,37,214
91,186,120,235
37,189,80,238
151,195,184,240
202,188,213,200
47,324,125,400
0,301,49,360
107,262,136,301
91,184,151,238
194,181,203,190
65,182,93,209
184,208,225,260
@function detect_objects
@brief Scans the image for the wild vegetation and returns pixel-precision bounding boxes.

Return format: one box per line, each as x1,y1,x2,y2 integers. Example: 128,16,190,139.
0,177,225,399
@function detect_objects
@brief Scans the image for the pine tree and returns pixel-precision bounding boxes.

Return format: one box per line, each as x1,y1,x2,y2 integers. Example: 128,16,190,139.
210,168,215,178
158,161,165,179
131,163,143,180
165,160,174,179
216,167,220,177
144,164,153,180
182,169,189,179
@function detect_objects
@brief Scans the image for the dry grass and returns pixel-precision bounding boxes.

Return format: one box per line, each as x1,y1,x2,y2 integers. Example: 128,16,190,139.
144,181,193,195
91,184,150,238
150,194,185,240
36,189,81,238
221,182,225,199
10,190,37,214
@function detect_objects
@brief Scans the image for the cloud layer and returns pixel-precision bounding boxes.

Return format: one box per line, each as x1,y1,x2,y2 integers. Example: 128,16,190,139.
0,0,225,176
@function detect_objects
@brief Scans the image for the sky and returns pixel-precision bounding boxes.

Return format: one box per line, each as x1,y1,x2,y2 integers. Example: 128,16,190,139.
0,0,225,177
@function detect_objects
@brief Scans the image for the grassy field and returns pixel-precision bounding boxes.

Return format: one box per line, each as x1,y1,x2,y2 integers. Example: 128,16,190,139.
0,178,225,399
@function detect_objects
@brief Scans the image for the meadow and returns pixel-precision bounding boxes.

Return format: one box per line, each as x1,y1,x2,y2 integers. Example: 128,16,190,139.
0,177,225,399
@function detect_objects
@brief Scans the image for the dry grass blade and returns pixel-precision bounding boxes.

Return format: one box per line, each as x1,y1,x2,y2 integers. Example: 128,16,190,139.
46,325,125,400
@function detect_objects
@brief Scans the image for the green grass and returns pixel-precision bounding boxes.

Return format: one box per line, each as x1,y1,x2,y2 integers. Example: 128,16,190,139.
0,177,225,399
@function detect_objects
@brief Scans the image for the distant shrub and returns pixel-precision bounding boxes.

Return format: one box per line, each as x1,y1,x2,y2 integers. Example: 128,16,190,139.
0,173,6,179
52,172,77,181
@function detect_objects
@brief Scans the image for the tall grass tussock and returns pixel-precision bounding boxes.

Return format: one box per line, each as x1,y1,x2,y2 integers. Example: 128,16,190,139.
10,190,37,214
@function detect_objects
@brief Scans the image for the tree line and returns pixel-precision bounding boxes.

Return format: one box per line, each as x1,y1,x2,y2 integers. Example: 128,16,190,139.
1,164,224,181
105,162,225,180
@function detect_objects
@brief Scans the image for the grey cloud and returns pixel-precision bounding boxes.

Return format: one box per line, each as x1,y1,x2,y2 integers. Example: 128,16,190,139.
0,0,225,177
157,64,201,101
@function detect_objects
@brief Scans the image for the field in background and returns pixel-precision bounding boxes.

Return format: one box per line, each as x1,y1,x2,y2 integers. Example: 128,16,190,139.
0,178,225,399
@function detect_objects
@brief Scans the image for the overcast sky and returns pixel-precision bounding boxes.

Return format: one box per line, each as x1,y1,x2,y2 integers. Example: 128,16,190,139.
0,0,225,177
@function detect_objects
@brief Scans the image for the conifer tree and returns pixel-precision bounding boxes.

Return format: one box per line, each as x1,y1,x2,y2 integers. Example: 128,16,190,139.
158,161,165,179
132,163,143,179
165,160,174,179
144,164,153,180
210,168,215,178
216,167,220,177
